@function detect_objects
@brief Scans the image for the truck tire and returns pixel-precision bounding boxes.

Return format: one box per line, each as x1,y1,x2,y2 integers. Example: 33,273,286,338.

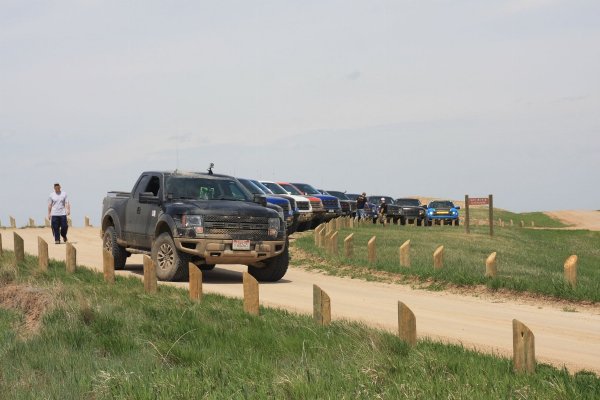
152,232,190,281
400,216,406,225
103,226,128,270
248,245,289,282
454,219,460,226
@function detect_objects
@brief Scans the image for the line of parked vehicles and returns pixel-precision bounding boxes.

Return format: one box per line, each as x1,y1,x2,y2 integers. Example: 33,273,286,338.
100,168,460,283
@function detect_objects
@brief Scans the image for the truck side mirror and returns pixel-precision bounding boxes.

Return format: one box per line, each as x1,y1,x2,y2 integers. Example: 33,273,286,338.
455,206,461,210
139,192,160,204
253,194,267,207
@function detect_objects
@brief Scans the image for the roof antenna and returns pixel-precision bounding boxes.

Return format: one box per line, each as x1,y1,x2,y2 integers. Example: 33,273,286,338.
207,162,214,175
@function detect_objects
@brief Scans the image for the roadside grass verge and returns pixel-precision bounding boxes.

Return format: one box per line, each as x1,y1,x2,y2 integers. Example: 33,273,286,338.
0,252,598,398
293,224,600,302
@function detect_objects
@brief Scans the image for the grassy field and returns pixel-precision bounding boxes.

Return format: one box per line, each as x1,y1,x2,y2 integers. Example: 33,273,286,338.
467,207,568,228
293,220,600,303
0,251,598,398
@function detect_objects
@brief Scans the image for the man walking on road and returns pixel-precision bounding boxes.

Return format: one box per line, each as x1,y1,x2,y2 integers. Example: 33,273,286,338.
48,183,70,244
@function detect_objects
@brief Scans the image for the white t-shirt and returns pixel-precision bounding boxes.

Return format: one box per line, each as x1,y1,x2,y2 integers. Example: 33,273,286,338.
49,191,69,216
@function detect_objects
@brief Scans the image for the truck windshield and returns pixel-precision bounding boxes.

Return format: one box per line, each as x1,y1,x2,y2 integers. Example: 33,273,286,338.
251,180,274,194
278,183,303,196
238,178,263,195
429,201,455,209
261,182,288,195
166,177,251,201
291,183,319,195
396,199,421,206
327,191,349,200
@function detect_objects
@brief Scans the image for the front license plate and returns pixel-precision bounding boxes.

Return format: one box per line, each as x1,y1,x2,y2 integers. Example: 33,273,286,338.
232,240,251,250
328,209,335,213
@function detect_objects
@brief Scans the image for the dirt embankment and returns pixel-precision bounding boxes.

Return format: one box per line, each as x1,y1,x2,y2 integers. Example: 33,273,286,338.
544,210,600,231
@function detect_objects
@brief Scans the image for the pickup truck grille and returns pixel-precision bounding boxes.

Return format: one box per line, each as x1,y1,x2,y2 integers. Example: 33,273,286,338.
310,200,324,211
297,201,310,211
203,215,283,240
322,199,340,209
340,202,350,212
386,205,401,216
402,207,421,217
279,203,290,214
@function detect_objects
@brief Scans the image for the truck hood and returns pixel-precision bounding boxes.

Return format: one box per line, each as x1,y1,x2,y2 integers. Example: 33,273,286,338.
166,200,279,218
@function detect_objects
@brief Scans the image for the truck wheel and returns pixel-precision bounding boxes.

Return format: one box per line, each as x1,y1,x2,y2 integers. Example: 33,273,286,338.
454,219,460,226
152,233,190,281
400,216,406,226
248,245,289,282
103,226,127,270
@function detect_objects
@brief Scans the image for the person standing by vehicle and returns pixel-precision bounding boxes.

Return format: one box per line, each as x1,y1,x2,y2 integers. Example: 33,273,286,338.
48,183,70,244
356,192,367,221
378,197,388,226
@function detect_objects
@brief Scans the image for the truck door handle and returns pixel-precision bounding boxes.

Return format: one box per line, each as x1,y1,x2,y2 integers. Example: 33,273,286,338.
137,207,141,214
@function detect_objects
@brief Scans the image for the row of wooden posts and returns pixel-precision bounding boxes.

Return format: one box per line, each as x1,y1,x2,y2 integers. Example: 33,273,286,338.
2,230,537,373
0,216,93,229
314,217,580,287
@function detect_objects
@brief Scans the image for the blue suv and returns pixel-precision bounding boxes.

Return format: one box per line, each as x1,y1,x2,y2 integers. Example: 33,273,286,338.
425,200,460,226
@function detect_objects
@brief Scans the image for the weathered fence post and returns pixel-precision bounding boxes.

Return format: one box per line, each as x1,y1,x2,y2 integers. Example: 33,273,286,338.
67,216,72,227
243,272,260,316
330,231,339,256
399,240,411,267
84,216,91,227
313,284,331,326
13,232,24,264
433,245,444,270
398,301,417,346
344,233,354,258
349,217,354,229
563,255,578,288
319,227,327,248
66,243,76,273
314,224,323,247
45,218,50,227
189,262,202,301
29,218,35,228
510,219,514,227
520,220,525,228
143,255,158,293
368,236,376,264
513,319,535,373
531,221,535,227
485,252,497,278
38,237,48,271
102,249,115,284
10,216,16,229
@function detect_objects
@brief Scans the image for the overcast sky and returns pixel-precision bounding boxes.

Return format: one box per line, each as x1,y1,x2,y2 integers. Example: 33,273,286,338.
1,0,599,227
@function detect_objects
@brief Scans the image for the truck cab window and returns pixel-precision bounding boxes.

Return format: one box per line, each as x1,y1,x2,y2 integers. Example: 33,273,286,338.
145,176,160,196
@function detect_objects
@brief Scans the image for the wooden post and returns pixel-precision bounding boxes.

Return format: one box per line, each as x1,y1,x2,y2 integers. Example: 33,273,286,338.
313,284,331,326
13,232,24,264
66,243,76,273
349,217,354,229
102,249,115,284
485,252,497,278
465,195,470,234
10,216,16,229
344,233,354,258
45,218,50,227
38,237,48,271
520,220,524,228
399,240,411,267
531,221,535,227
189,263,202,301
513,319,536,373
67,216,72,227
397,301,417,346
563,255,577,288
84,216,91,227
330,231,339,256
510,220,514,227
29,218,35,228
367,236,376,264
243,272,260,316
314,225,323,247
489,194,494,237
433,245,444,270
319,227,327,249
143,255,157,293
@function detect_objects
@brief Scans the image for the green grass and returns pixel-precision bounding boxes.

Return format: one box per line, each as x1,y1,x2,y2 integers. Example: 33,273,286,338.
0,252,598,398
467,207,567,228
294,222,600,302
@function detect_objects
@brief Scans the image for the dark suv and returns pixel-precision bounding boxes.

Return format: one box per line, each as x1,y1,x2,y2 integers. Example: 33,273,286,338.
395,198,426,226
367,196,401,223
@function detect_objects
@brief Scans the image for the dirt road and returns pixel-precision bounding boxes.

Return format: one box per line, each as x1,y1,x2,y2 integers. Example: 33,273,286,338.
2,227,599,374
545,210,600,231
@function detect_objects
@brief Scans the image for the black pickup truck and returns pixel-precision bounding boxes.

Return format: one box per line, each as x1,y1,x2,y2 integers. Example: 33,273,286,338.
101,171,288,282
395,198,426,225
367,196,402,223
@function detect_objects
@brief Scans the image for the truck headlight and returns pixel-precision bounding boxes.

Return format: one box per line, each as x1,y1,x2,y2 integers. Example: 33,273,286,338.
180,214,204,234
268,217,281,237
